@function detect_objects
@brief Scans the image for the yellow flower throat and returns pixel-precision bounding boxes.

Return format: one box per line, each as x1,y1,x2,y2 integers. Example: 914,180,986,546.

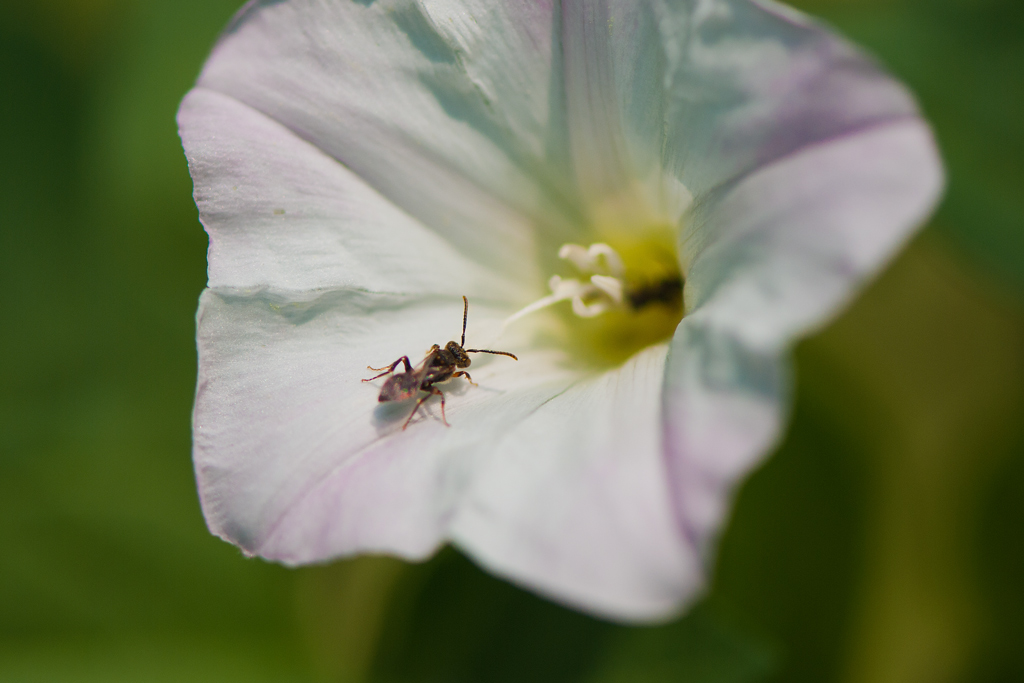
507,226,685,368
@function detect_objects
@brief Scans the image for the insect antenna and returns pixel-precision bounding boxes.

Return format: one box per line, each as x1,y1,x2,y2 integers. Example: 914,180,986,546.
461,295,468,347
465,349,519,360
461,295,517,360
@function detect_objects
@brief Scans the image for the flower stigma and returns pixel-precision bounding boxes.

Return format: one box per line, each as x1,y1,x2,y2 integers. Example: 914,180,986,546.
506,227,684,368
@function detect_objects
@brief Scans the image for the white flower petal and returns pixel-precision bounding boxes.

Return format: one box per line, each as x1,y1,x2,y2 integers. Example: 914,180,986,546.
450,344,700,622
197,0,584,275
194,289,578,563
561,0,638,206
178,88,520,298
656,0,922,197
667,119,943,553
196,286,694,621
685,120,943,346
560,0,924,219
663,322,788,560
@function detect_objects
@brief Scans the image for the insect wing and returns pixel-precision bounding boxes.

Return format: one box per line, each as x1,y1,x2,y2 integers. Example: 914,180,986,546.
378,373,419,402
377,350,437,403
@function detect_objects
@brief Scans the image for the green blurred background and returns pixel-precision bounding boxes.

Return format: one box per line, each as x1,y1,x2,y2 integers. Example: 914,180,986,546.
1,0,1022,681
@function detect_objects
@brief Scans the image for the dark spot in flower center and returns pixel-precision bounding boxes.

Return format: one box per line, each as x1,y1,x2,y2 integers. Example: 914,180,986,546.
625,276,684,311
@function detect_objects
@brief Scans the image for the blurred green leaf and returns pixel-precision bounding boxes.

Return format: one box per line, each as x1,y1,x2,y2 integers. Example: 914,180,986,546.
359,549,774,683
0,0,312,677
587,603,776,683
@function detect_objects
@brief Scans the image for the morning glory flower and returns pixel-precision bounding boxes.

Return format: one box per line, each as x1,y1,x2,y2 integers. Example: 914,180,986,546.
178,0,942,621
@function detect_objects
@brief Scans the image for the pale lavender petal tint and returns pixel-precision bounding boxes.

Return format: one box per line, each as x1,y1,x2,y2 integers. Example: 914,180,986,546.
669,122,941,551
179,0,942,621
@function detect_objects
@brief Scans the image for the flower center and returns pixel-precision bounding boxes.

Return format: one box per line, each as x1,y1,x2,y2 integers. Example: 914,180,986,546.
506,230,684,367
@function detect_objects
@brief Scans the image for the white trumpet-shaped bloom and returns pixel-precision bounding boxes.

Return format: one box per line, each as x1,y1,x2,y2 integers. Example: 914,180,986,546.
178,0,942,621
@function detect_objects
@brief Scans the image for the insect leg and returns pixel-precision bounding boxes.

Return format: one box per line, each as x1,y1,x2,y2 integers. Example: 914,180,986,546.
401,386,446,430
451,371,477,386
401,394,428,430
434,387,449,427
363,356,413,382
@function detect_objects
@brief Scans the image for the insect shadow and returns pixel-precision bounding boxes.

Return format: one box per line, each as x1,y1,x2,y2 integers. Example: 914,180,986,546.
364,296,517,430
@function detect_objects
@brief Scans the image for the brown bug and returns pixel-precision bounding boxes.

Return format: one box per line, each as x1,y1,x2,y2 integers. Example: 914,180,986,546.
362,296,518,430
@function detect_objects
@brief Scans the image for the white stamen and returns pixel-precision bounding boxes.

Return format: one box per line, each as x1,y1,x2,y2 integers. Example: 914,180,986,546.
571,298,612,318
557,244,591,272
585,243,625,277
502,276,586,329
557,242,625,277
503,243,630,328
548,275,589,299
590,275,624,304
